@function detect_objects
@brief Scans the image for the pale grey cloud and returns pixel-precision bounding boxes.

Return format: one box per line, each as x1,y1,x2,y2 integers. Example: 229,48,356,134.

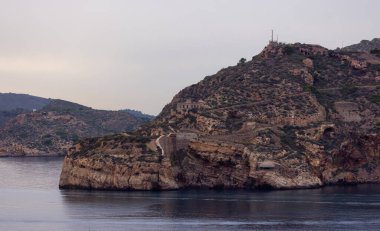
0,0,378,114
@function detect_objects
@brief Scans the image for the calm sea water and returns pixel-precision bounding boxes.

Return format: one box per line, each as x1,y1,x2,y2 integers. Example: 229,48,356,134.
0,157,380,231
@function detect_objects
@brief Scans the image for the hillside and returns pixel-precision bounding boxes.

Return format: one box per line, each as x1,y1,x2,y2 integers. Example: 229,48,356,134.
0,96,154,156
0,93,51,126
0,93,50,111
121,109,155,121
60,39,380,190
340,38,380,53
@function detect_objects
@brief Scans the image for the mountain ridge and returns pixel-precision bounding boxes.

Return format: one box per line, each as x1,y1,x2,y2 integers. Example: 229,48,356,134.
0,93,51,111
0,93,154,156
340,38,380,53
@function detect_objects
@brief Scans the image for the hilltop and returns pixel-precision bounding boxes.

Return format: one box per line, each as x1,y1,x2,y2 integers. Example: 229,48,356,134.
340,38,380,53
60,39,380,190
0,93,50,111
0,94,154,156
0,93,51,127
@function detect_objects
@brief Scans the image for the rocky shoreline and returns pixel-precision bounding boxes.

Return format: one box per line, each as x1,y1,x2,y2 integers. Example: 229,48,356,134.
59,132,380,190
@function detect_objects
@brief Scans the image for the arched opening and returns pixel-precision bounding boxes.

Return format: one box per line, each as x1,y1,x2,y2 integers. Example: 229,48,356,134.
323,127,335,138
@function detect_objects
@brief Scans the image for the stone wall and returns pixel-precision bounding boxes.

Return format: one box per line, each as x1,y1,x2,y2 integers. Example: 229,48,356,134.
334,101,362,122
158,132,198,156
158,134,177,156
176,132,198,150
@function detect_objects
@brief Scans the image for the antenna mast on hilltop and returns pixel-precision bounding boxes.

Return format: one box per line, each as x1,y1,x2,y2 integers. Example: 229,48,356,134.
271,29,274,42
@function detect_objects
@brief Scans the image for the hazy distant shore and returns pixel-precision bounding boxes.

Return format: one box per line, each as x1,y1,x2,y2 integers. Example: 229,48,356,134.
0,152,65,158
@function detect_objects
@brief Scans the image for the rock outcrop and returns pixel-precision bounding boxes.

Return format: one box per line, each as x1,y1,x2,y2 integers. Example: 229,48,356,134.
60,40,380,190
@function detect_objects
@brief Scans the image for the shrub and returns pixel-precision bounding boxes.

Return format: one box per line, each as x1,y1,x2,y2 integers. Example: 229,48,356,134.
283,45,296,55
137,143,147,151
370,48,380,56
304,85,318,95
238,58,246,65
71,134,80,143
55,129,68,140
42,138,53,146
188,114,197,124
370,95,380,103
371,64,380,71
340,85,358,96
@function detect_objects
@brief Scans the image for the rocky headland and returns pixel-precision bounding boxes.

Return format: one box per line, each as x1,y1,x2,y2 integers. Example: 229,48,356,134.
60,39,380,190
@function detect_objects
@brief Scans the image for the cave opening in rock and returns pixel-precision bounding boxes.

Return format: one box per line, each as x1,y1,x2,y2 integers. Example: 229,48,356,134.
323,127,335,138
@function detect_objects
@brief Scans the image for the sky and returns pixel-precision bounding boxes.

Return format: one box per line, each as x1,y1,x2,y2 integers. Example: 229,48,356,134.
0,0,379,115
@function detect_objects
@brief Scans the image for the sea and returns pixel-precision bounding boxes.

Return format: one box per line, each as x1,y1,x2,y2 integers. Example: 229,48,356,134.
0,157,379,231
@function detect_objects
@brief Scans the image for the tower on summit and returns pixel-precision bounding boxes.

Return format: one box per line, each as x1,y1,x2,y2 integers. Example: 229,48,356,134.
269,29,278,44
271,29,274,42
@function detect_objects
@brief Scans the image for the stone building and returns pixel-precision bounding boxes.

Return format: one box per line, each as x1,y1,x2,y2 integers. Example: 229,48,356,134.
176,99,205,112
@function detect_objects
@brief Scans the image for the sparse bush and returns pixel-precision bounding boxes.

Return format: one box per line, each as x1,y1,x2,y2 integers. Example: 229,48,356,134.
71,134,80,143
238,58,246,65
304,85,318,95
137,143,147,151
55,129,68,140
283,45,296,55
42,138,53,146
370,49,380,56
372,64,380,71
188,114,197,124
189,108,198,113
340,84,358,96
370,95,380,104
134,136,151,143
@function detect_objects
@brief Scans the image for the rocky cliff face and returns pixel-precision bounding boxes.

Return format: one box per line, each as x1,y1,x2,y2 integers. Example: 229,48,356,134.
60,40,380,190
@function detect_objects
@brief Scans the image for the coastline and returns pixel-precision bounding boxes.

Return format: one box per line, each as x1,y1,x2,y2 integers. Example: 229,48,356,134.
0,152,65,158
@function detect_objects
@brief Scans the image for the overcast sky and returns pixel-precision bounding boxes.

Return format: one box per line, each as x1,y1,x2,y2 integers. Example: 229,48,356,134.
0,0,378,115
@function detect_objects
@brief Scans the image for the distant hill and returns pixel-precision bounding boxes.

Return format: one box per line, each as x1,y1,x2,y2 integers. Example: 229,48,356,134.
0,93,51,111
121,109,155,120
340,38,380,53
0,93,51,126
0,94,154,156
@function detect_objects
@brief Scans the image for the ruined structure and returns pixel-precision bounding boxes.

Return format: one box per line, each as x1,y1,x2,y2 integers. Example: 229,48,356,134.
156,132,198,156
176,99,205,112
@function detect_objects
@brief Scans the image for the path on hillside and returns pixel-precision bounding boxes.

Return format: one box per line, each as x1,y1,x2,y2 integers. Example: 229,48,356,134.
204,85,379,113
155,135,165,156
317,84,380,92
206,92,310,112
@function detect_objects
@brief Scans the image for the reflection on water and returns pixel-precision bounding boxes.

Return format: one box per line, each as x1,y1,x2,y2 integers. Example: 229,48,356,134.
0,157,380,230
0,157,63,189
59,186,380,230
